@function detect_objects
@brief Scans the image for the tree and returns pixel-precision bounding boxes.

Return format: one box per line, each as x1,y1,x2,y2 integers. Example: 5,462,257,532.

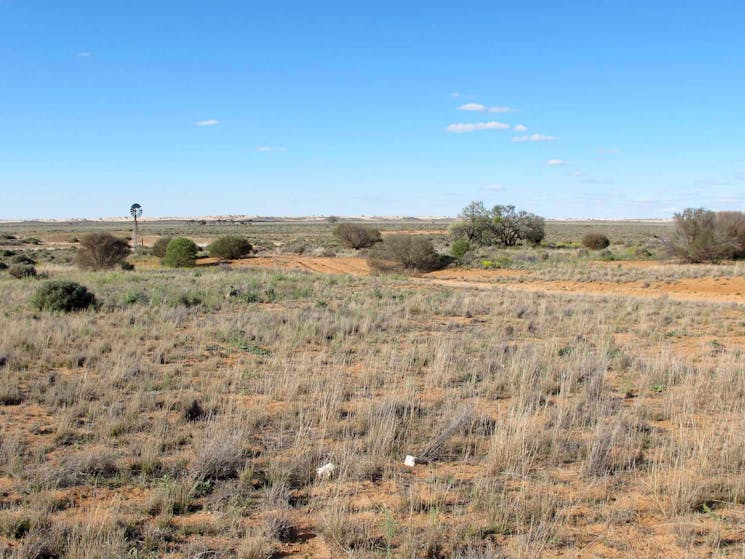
451,202,544,247
76,233,131,270
333,223,382,249
164,237,199,267
130,203,143,250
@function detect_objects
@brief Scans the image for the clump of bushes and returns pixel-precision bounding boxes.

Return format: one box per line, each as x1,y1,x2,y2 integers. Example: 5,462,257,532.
450,201,545,247
0,262,7,271
333,223,382,249
10,254,36,266
75,233,131,270
669,208,745,262
367,234,447,272
8,264,36,279
30,281,96,312
151,236,172,258
582,233,610,250
164,237,199,268
207,236,253,259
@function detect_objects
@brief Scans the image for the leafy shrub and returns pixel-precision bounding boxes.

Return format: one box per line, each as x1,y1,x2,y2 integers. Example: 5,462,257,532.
10,254,36,265
75,233,131,270
31,281,96,312
22,238,40,245
367,235,447,272
8,264,36,279
207,236,253,259
582,233,610,250
450,238,471,259
0,262,7,271
151,236,172,258
333,223,382,249
120,262,135,271
164,237,199,268
668,208,745,262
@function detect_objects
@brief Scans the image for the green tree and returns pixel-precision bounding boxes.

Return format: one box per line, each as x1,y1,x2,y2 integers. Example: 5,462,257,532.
164,237,199,267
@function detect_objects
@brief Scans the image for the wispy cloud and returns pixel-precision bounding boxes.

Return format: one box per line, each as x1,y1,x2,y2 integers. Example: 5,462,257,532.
256,146,286,152
571,170,584,177
457,103,514,113
547,159,566,166
512,133,558,143
76,52,92,58
446,121,510,133
195,119,220,126
513,124,528,132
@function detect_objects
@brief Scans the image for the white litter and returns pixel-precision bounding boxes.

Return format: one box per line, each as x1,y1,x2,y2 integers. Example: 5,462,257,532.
316,462,336,479
404,455,417,467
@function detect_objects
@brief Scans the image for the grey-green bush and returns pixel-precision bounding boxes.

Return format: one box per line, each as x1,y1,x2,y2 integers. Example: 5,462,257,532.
31,281,96,312
164,237,199,268
582,233,610,250
151,236,173,258
333,223,382,249
207,236,253,259
75,233,131,270
367,234,446,272
8,264,36,279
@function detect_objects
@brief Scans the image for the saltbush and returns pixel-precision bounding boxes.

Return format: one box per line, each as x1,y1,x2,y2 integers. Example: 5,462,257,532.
164,237,199,268
10,254,36,265
333,223,382,249
582,233,610,250
31,281,96,312
207,236,253,260
669,208,745,262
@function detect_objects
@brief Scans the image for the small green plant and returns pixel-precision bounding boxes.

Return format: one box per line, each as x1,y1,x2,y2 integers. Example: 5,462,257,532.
31,281,96,312
163,237,199,268
207,236,253,259
450,238,471,260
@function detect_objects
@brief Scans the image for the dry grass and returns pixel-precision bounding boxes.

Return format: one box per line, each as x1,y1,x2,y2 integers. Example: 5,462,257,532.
0,225,744,557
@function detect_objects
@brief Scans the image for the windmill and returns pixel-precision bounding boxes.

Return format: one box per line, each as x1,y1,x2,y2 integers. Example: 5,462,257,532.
130,203,143,250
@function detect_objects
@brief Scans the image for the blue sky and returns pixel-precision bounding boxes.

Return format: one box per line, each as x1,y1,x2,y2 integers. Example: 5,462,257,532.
2,1,744,219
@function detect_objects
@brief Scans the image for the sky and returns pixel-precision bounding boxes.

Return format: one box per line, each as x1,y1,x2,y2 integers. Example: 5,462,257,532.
2,1,745,219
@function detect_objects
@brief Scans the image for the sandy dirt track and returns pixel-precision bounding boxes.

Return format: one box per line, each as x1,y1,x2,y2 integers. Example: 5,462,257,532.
217,256,745,305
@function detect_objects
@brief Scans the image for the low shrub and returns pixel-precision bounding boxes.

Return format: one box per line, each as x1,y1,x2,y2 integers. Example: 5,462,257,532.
8,264,36,279
451,238,471,260
367,234,447,272
164,238,199,268
10,254,36,265
31,281,96,312
333,223,382,249
0,262,7,271
75,233,131,270
582,233,610,250
207,236,253,259
151,236,173,258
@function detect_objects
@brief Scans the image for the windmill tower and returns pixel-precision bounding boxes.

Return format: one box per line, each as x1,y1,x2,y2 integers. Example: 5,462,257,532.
130,203,143,250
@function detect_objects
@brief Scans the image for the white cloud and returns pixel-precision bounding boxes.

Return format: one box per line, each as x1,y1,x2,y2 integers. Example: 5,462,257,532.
483,184,506,191
512,133,558,143
457,103,514,113
513,124,528,132
76,52,92,58
547,159,566,166
451,92,462,98
571,170,584,177
256,146,286,152
446,121,510,133
457,103,486,111
195,119,220,126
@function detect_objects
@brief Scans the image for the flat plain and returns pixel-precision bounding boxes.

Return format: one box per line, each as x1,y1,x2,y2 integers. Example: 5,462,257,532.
1,219,744,558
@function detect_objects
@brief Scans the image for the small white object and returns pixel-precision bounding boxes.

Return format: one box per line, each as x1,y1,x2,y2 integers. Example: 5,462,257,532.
404,455,417,467
316,462,336,479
